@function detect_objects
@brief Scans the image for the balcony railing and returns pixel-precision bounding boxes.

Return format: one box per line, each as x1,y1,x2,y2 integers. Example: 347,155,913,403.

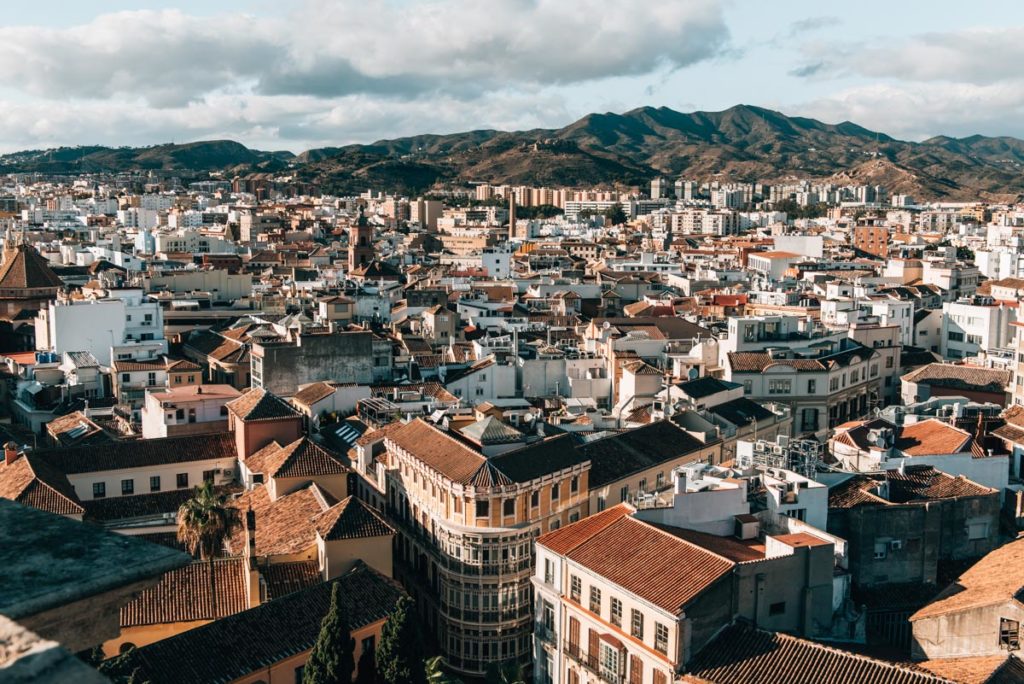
563,642,624,684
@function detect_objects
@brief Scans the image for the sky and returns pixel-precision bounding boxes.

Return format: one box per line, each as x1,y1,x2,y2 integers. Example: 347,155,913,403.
2,0,1024,153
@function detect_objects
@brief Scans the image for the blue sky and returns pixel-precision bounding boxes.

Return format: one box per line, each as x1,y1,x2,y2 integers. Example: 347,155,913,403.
2,1,1024,152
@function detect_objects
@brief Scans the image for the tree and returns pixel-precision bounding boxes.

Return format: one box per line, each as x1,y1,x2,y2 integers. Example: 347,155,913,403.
376,596,425,684
484,660,526,684
603,202,628,226
425,656,463,684
354,649,377,684
303,583,356,684
176,480,238,618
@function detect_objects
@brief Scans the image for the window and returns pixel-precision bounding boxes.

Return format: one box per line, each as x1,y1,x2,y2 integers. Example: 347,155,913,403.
121,479,134,496
570,476,579,494
600,642,620,681
885,356,894,368
769,601,786,616
203,470,215,483
638,478,647,493
531,490,539,508
743,379,752,395
542,600,555,630
768,379,791,394
589,586,601,615
1000,618,1020,651
610,597,623,627
176,473,189,489
655,623,669,654
475,500,489,518
806,379,816,393
220,405,228,416
966,334,983,345
656,472,664,488
570,575,581,602
551,482,560,500
294,666,304,684
150,476,160,492
544,558,555,585
873,541,888,560
597,495,606,512
503,498,515,517
830,377,840,391
121,373,130,383
147,372,157,386
802,408,819,432
620,485,629,503
948,331,964,342
93,482,106,498
870,364,879,378
631,609,644,639
968,521,989,541
361,636,375,659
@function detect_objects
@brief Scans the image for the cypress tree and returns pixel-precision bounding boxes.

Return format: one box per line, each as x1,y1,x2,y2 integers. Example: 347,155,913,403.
304,584,356,684
376,596,425,684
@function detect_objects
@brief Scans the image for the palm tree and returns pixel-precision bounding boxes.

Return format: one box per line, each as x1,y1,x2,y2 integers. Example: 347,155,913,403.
176,480,238,618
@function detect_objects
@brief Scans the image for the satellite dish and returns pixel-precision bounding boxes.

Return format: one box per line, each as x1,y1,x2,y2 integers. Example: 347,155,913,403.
687,368,699,380
603,321,611,330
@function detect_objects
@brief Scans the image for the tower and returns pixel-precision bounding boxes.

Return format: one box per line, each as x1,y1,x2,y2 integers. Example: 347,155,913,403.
348,207,374,273
508,190,516,242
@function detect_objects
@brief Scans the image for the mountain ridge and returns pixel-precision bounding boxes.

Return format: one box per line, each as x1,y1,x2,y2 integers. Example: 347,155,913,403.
2,105,1023,200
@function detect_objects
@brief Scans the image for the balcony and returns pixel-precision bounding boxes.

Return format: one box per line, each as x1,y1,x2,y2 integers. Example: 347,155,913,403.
563,643,624,684
535,623,556,644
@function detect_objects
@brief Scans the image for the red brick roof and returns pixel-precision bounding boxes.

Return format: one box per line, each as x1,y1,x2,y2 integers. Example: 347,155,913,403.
312,496,394,541
895,419,973,457
226,388,300,422
911,537,1024,621
0,453,83,516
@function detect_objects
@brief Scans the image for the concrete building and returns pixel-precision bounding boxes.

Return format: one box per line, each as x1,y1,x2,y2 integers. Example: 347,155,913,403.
251,330,383,397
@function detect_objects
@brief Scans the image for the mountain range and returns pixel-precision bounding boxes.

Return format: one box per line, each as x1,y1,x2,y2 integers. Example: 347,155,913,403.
4,105,1024,201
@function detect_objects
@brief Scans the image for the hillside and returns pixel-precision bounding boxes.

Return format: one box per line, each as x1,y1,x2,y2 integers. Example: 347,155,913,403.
3,105,1024,200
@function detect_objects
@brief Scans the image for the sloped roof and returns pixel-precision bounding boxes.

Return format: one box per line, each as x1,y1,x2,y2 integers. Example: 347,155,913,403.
0,244,64,290
123,563,405,684
33,432,236,474
227,484,334,557
581,419,712,487
687,621,954,684
459,416,525,445
121,558,249,627
895,419,974,457
0,453,83,516
902,363,1010,394
226,388,300,422
248,437,349,480
312,496,394,541
911,537,1024,622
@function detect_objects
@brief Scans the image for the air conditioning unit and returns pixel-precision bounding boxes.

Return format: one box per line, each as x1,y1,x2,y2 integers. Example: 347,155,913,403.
889,540,903,551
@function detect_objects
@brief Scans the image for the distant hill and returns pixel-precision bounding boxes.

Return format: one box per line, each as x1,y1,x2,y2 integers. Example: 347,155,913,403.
0,140,291,175
3,105,1024,200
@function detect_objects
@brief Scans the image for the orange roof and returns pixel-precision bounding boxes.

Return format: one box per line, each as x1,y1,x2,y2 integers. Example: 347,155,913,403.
538,504,633,555
750,251,800,259
911,536,1024,621
895,419,973,457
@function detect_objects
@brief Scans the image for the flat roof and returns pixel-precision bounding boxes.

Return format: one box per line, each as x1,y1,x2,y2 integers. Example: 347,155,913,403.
0,499,190,620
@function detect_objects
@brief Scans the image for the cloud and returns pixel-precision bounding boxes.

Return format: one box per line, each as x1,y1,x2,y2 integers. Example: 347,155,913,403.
795,82,1024,140
0,0,729,106
787,16,841,37
788,62,825,78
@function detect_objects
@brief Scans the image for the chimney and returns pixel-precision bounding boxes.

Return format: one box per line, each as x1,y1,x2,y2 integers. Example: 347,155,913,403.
4,442,19,465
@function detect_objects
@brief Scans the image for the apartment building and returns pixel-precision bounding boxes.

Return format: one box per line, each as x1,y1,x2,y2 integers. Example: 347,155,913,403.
941,297,1016,359
533,504,836,684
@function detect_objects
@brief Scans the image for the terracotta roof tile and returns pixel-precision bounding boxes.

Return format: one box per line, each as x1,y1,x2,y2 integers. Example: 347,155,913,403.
125,563,405,684
247,438,349,480
0,244,64,290
896,419,974,457
227,484,332,557
911,537,1024,622
260,560,321,600
385,419,488,485
0,453,83,516
226,388,299,422
34,432,237,474
688,622,954,684
537,504,633,555
312,496,394,541
902,364,1010,394
916,655,1017,684
121,558,249,627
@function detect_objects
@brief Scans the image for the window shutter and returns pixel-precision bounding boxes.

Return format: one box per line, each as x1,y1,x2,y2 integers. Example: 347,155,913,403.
653,670,667,684
569,616,580,655
588,629,599,664
630,655,642,684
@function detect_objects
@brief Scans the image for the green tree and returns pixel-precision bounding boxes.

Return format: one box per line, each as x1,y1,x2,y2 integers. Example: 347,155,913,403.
484,660,526,684
176,480,238,618
97,647,148,684
303,583,356,684
425,656,463,684
376,597,425,684
603,202,628,225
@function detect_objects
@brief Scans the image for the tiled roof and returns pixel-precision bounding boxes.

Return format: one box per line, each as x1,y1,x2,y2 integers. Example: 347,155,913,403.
312,496,394,541
386,419,489,485
124,563,405,684
557,515,734,613
247,437,349,480
227,484,333,557
290,381,338,407
34,432,236,474
226,388,300,421
83,485,241,523
885,465,995,502
260,560,322,600
538,504,633,555
0,453,83,516
705,398,777,428
911,537,1024,621
678,376,742,399
917,655,1019,684
459,415,525,445
0,244,64,291
121,558,249,627
728,352,826,373
895,419,974,457
687,621,954,684
489,434,587,484
582,419,712,487
902,364,1010,394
